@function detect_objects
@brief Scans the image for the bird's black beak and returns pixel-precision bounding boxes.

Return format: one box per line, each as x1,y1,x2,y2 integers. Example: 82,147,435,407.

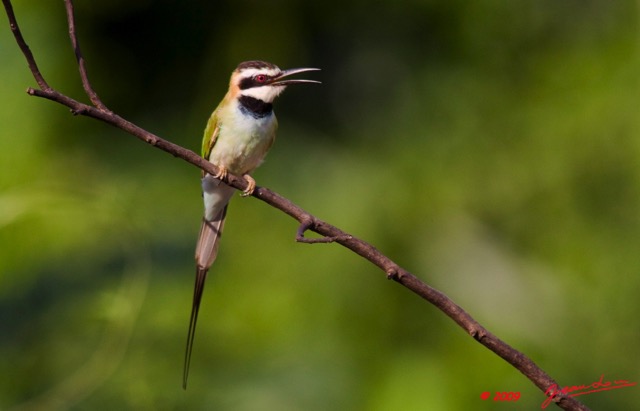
271,67,321,86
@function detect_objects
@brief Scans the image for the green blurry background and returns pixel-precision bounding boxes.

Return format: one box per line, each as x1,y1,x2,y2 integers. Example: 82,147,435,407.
1,1,639,410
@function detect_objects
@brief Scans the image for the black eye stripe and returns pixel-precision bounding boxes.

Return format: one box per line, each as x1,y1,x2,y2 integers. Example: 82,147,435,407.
239,76,270,90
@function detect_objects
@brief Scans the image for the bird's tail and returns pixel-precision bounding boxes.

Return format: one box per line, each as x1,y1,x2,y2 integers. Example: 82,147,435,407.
183,207,227,389
195,207,227,270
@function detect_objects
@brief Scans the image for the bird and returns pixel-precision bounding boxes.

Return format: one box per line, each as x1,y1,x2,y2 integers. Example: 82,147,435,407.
183,60,320,388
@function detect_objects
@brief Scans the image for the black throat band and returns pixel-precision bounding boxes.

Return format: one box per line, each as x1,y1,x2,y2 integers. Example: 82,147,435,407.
238,95,273,119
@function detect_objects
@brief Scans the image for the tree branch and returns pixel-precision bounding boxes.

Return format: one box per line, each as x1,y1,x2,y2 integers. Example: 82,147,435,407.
2,0,49,90
63,0,109,111
2,1,590,410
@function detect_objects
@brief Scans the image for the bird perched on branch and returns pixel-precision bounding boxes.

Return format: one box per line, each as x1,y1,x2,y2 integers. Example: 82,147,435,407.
184,60,320,388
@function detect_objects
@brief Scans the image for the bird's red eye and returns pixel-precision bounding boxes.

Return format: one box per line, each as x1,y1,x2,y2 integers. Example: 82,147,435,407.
255,74,267,83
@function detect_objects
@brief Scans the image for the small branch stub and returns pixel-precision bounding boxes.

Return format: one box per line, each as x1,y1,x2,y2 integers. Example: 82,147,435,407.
296,218,352,243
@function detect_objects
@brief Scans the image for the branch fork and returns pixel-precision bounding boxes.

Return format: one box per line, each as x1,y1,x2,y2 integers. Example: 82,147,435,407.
295,216,352,244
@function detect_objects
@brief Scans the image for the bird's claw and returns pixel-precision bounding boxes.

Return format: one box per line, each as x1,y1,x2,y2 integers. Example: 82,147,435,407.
241,174,256,197
213,166,228,181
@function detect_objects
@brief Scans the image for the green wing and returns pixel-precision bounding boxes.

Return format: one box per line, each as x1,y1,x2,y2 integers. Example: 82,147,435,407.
202,105,222,159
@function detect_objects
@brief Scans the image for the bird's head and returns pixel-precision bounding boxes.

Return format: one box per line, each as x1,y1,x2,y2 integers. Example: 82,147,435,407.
229,60,320,104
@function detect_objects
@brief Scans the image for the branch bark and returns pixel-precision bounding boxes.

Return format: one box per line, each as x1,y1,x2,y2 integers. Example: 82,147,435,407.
2,1,590,410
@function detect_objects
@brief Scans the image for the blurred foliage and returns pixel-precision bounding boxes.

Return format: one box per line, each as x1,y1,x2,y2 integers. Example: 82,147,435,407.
1,0,639,410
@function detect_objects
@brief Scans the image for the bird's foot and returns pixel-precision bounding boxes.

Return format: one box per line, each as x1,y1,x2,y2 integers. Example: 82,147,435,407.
241,174,256,197
213,165,228,181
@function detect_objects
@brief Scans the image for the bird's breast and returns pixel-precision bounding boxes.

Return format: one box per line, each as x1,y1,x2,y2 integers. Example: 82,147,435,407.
208,106,277,176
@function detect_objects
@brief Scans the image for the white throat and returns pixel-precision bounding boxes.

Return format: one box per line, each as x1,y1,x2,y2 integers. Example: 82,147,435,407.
240,85,286,103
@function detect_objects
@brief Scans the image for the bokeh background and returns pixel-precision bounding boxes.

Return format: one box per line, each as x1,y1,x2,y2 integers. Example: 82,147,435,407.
1,1,639,410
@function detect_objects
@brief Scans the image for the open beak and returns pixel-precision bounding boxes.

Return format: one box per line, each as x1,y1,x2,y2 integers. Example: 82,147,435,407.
271,67,321,86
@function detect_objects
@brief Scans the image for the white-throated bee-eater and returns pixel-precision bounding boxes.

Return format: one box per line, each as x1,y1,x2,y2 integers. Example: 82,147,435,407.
184,60,320,388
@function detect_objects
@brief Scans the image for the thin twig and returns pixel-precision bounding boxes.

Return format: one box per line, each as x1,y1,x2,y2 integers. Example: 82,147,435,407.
2,1,591,410
64,0,109,111
2,0,50,90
